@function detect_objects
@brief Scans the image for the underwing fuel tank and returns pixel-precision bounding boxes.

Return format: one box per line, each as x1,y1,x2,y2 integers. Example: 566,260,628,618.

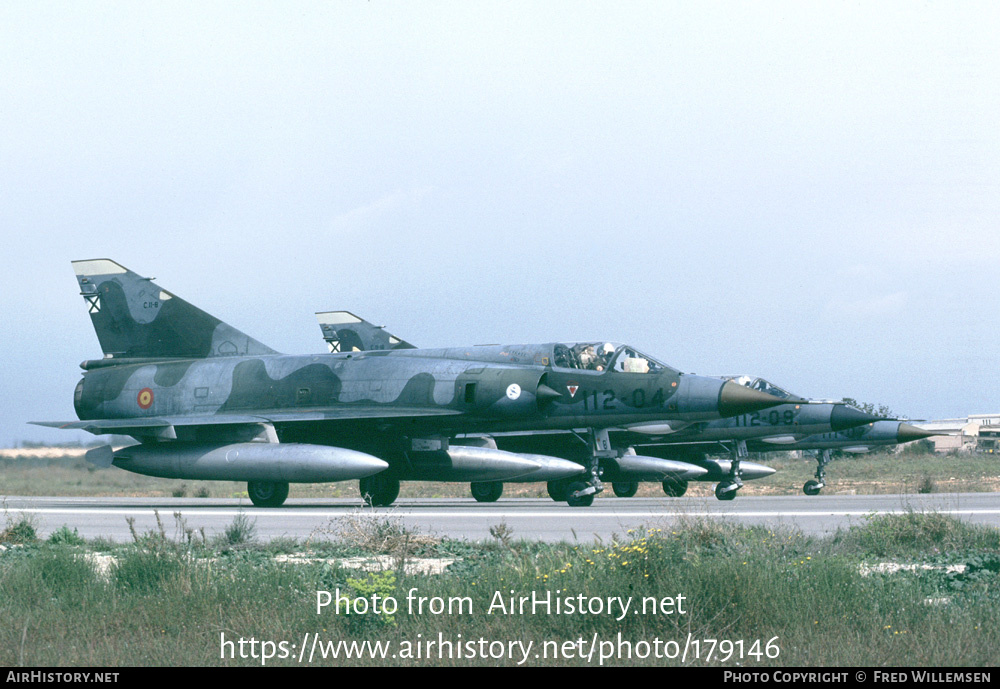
404,445,564,482
449,437,584,482
687,458,776,481
502,454,585,482
113,442,389,482
603,454,709,482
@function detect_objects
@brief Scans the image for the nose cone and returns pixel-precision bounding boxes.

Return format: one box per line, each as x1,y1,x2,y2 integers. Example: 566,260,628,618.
830,405,885,432
896,423,938,443
717,380,788,418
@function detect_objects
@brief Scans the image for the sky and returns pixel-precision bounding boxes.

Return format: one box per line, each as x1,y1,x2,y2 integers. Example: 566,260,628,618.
1,1,998,446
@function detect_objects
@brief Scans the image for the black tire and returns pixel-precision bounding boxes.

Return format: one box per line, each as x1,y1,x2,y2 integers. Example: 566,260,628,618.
547,480,570,502
715,481,737,501
612,481,639,498
360,474,400,507
471,481,503,503
566,481,595,507
247,480,289,508
803,480,823,496
661,478,689,498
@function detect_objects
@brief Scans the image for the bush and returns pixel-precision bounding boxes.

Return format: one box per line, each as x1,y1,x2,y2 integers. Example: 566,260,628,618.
112,548,182,593
220,512,257,547
1,516,37,544
48,525,85,546
34,548,98,594
836,511,1000,557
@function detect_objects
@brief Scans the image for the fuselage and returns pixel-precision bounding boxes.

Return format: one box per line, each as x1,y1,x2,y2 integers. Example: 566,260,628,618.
73,343,733,434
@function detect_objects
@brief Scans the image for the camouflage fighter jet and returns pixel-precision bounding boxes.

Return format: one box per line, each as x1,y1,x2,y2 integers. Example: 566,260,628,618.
619,376,887,499
312,318,884,502
743,420,939,495
32,259,791,508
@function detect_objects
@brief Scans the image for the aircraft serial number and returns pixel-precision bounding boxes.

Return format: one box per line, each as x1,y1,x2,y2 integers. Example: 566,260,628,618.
732,410,796,426
581,389,666,410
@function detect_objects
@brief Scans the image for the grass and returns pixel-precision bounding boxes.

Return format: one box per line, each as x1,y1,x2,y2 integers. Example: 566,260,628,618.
2,449,998,500
0,512,996,667
831,511,1000,558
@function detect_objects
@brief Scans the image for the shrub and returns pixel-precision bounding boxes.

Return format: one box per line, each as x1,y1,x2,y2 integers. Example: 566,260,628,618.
48,525,85,546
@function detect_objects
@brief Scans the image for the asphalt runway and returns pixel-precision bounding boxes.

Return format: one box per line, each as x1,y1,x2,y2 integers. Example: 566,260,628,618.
4,493,1000,542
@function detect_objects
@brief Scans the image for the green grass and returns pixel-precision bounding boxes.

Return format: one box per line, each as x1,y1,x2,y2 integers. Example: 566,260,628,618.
0,513,996,666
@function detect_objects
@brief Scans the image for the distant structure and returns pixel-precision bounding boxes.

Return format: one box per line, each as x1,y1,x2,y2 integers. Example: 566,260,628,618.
917,414,1000,454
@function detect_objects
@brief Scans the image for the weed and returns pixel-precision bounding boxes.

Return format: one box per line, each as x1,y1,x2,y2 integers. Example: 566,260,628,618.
1,515,37,544
489,520,514,548
47,526,85,546
343,570,398,629
112,547,182,593
835,510,1000,557
219,511,257,547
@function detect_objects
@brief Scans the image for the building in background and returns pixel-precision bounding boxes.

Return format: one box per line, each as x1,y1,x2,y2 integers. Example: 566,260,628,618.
916,414,1000,453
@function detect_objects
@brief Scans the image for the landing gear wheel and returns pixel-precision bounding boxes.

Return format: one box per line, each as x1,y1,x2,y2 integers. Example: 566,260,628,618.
803,479,824,496
808,450,832,495
547,480,570,502
715,481,738,501
359,474,400,507
661,478,689,498
612,481,639,498
471,481,503,503
247,481,289,507
566,481,595,507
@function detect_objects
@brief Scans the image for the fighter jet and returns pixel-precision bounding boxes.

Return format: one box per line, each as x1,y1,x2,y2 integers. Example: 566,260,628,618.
619,375,887,499
743,421,939,495
32,259,790,508
311,316,884,503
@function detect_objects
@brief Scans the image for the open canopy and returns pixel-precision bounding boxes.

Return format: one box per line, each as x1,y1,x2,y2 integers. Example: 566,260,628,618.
552,342,677,375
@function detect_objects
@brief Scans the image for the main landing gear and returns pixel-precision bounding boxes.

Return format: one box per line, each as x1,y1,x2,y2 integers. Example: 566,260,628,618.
360,474,400,507
803,449,831,496
612,481,639,498
566,428,616,507
661,477,688,497
715,440,747,501
247,480,289,508
548,428,612,507
470,481,504,503
545,477,595,506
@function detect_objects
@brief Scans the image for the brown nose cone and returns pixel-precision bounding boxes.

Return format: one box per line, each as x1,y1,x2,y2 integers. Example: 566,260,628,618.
896,423,938,443
830,405,886,432
718,381,788,417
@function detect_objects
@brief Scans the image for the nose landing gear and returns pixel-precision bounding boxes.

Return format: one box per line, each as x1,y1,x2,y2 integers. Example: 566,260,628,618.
714,440,747,501
803,450,831,496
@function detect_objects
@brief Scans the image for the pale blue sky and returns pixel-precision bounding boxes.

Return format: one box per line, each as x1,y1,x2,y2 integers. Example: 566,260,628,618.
2,2,998,445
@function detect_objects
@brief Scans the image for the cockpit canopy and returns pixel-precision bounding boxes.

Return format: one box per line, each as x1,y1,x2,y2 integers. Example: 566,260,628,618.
553,342,676,375
723,375,795,400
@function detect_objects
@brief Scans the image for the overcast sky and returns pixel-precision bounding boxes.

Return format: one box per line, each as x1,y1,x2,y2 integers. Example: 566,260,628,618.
2,2,998,446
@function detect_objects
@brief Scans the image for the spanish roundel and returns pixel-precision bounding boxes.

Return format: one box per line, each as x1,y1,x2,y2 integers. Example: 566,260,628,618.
137,387,154,409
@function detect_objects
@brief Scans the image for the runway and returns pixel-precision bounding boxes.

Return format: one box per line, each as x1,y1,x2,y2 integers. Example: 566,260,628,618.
4,493,1000,542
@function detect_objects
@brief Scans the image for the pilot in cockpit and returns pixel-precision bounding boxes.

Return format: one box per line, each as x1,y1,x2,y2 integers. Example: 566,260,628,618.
578,345,599,370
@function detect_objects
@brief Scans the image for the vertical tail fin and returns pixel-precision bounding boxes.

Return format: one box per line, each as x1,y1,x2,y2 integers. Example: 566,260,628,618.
73,259,278,359
315,311,415,352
